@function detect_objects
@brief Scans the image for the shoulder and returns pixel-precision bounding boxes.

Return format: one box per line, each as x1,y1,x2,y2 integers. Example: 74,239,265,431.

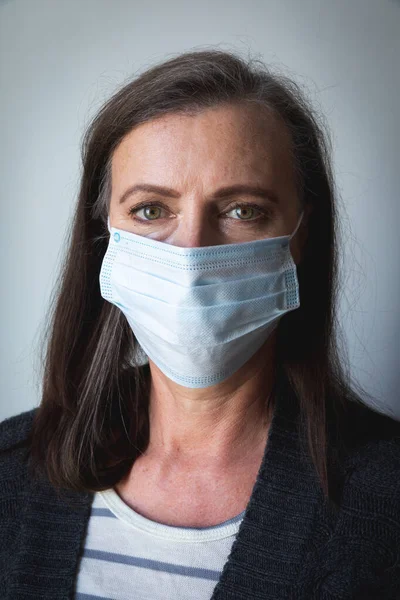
329,397,400,504
0,407,37,453
341,405,400,518
0,409,38,586
0,408,37,486
326,396,400,546
337,398,400,481
339,401,400,520
313,400,400,595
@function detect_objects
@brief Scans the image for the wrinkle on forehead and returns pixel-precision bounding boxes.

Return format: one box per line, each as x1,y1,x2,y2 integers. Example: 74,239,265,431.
111,102,297,206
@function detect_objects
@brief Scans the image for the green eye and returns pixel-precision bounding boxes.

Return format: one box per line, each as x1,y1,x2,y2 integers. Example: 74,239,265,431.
234,206,255,220
227,205,262,220
143,206,162,220
128,202,170,223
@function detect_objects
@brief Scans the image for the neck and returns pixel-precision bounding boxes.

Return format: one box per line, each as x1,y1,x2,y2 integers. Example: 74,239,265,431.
144,334,277,469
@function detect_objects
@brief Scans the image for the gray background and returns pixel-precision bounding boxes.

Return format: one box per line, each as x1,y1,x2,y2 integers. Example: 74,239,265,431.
1,0,399,421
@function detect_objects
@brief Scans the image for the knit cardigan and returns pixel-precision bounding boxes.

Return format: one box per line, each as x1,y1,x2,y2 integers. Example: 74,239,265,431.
1,381,400,599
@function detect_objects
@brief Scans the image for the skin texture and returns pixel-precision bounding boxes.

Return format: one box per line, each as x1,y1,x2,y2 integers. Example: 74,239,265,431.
109,103,307,527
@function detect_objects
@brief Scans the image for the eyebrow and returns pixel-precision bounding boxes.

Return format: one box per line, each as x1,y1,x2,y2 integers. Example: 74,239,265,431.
118,183,279,204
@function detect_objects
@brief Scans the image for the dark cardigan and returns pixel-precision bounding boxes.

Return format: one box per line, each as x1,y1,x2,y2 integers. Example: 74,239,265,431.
1,377,400,599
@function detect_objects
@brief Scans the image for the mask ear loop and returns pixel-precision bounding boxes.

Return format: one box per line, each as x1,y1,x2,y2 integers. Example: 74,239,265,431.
107,215,112,234
289,210,304,241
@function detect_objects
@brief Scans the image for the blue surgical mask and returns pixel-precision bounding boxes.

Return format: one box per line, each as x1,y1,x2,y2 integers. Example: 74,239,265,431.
100,213,303,388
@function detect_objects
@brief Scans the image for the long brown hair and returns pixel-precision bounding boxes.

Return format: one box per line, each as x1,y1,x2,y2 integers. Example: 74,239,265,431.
25,48,370,502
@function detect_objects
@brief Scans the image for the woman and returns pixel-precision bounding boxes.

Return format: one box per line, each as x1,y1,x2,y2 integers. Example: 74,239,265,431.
1,49,399,599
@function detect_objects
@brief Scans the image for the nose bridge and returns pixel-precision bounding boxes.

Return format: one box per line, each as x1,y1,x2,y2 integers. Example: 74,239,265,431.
171,199,214,248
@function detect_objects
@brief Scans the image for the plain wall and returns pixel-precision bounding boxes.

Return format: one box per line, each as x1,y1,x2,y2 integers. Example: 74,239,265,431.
1,0,399,421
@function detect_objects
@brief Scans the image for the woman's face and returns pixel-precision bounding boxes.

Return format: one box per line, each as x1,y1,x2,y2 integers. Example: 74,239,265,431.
109,103,304,262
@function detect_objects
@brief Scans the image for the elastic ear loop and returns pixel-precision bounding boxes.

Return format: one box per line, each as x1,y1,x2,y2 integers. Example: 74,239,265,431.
107,215,111,234
289,210,304,240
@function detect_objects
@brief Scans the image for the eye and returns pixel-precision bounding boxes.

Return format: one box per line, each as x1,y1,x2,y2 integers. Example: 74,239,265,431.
128,202,169,222
225,203,264,221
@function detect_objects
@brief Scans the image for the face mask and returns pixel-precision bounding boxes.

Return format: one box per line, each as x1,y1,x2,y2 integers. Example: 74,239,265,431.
100,213,303,388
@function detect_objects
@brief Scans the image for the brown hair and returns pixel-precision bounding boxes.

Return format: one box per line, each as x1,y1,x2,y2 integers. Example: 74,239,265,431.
25,48,369,504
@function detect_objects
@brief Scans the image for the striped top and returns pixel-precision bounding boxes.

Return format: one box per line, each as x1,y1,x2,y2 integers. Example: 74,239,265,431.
2,370,400,598
73,488,245,599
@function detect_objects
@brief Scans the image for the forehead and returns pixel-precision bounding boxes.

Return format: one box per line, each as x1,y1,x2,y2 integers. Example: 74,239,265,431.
111,103,295,191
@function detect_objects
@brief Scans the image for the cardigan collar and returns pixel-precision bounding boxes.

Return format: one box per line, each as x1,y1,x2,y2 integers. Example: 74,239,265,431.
11,372,337,599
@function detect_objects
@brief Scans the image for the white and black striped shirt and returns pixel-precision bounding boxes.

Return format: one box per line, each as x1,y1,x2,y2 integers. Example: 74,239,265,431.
74,487,245,599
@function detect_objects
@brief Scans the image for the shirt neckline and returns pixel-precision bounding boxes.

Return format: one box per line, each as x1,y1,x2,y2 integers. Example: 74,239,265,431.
98,487,245,542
